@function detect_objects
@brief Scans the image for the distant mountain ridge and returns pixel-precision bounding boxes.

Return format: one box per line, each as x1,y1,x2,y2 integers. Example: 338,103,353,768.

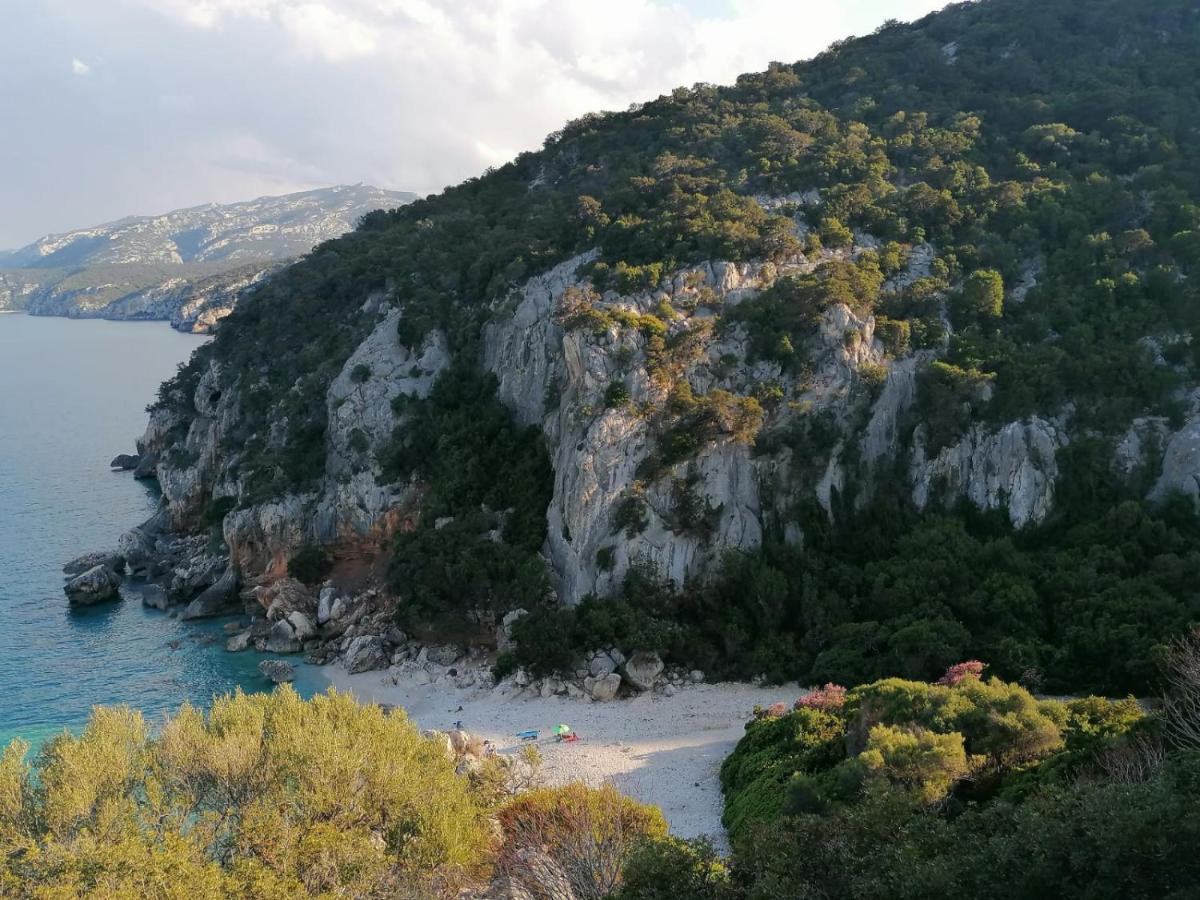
0,185,416,269
0,185,416,331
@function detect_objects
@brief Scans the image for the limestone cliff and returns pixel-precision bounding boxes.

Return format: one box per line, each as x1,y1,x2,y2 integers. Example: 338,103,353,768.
123,239,1161,607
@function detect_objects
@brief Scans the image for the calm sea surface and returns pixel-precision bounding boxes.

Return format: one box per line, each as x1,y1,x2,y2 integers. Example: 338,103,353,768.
0,314,324,750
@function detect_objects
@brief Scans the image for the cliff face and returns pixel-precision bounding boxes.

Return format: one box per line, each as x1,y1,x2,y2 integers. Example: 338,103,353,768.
114,0,1200,630
132,241,1114,604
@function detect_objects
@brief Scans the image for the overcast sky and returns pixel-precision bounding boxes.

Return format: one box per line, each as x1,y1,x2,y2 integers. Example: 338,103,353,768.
0,0,950,248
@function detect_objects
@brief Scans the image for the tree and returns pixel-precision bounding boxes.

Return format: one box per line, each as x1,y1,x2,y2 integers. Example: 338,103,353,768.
958,268,1004,319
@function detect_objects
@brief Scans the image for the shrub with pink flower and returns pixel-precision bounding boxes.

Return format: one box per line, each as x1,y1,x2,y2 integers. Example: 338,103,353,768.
753,701,790,720
936,660,986,687
794,683,847,711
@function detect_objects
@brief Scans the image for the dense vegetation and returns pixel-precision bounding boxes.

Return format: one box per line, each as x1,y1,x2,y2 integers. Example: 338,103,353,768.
149,0,1200,697
695,659,1200,899
0,689,669,898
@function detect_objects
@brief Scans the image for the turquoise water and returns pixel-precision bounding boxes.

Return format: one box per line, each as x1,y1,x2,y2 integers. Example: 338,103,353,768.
0,314,326,750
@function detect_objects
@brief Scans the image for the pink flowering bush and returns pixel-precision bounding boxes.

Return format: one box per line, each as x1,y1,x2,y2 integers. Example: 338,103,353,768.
795,683,847,711
936,660,986,687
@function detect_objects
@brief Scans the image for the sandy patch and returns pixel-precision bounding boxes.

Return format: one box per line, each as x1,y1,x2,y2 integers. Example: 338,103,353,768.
323,665,799,846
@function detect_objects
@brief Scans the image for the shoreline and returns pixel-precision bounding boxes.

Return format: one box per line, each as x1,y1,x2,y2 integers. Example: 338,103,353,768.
323,662,799,845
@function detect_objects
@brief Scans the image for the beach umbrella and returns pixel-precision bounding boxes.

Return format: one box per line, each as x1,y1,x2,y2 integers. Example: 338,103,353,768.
553,723,571,735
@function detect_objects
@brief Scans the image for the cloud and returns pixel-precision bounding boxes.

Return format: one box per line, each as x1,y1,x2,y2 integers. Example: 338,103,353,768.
70,57,90,76
0,0,950,247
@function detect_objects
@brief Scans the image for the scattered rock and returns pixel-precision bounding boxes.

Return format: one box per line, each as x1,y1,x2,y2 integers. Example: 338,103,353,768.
588,651,618,678
621,651,664,692
266,619,302,654
259,659,295,683
63,551,124,576
316,584,337,624
286,610,317,642
64,564,122,606
586,672,622,701
689,669,705,684
181,566,239,620
344,635,388,674
226,630,253,652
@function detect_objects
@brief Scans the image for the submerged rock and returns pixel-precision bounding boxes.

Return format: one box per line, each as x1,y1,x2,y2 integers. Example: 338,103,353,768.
140,584,171,611
64,565,122,606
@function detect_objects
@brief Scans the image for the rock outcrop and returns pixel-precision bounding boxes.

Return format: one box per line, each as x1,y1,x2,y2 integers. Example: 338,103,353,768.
64,564,122,606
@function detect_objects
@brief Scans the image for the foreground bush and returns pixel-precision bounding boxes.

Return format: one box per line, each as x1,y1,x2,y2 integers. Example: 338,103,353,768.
720,668,1143,845
0,688,492,897
496,783,668,900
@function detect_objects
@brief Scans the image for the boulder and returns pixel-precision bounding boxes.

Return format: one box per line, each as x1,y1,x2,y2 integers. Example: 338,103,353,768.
259,660,295,683
586,672,622,701
64,565,122,606
117,528,157,576
385,626,407,646
286,611,317,642
265,619,302,654
689,669,705,684
316,584,337,624
226,630,253,652
63,551,124,577
588,651,618,678
181,567,239,620
110,453,140,471
621,652,664,692
140,584,171,611
261,577,313,620
344,635,388,674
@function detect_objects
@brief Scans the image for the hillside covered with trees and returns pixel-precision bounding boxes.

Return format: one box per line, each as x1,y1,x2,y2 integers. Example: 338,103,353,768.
138,0,1200,702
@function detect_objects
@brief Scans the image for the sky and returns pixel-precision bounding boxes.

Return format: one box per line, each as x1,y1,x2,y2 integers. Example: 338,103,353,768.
0,0,950,249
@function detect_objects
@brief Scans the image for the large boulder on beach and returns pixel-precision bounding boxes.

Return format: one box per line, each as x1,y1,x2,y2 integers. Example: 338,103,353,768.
622,651,664,692
259,659,295,683
181,566,239,620
588,650,618,679
585,672,622,701
110,453,140,471
64,564,122,606
344,635,388,674
63,551,124,577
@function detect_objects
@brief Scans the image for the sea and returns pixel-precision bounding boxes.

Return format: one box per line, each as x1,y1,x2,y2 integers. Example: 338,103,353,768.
0,313,325,751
